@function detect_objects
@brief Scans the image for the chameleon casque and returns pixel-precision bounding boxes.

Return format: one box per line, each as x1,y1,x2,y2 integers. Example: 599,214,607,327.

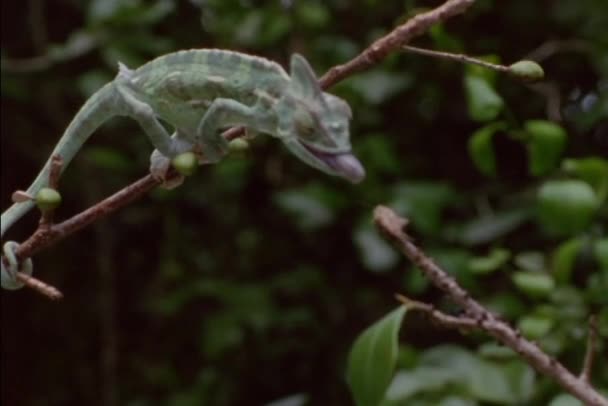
1,49,365,289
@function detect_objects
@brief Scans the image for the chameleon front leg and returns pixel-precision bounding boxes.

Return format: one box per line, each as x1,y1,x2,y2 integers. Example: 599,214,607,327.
196,98,271,163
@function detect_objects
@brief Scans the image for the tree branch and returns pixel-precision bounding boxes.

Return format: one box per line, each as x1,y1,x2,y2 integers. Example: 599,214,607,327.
373,205,607,406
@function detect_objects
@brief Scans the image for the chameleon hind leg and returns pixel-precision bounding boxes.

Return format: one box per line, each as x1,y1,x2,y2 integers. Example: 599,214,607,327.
114,83,192,188
149,131,195,189
196,98,271,163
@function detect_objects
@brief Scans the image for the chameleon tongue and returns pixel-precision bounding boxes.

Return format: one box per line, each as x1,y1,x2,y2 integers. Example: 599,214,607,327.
323,153,366,183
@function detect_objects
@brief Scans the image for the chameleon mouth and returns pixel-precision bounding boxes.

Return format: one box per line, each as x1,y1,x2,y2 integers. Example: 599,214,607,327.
301,142,365,183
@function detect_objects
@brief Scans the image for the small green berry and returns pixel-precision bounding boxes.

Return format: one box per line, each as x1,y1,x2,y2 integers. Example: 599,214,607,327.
228,138,249,153
171,152,198,176
508,60,544,82
36,187,62,212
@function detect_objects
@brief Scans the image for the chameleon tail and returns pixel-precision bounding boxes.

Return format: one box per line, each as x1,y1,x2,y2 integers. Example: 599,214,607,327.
1,82,116,241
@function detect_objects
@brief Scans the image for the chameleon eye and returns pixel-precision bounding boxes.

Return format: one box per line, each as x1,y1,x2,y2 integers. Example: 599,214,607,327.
330,122,343,132
293,109,316,139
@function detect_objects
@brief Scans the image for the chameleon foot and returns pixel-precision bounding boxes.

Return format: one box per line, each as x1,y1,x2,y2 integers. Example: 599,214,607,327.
1,241,33,290
149,149,185,190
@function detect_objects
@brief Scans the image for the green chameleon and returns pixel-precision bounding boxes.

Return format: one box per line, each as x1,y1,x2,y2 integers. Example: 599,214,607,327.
1,49,365,289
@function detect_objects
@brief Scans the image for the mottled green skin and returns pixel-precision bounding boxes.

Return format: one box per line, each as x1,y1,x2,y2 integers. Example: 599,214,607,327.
134,50,289,134
1,49,364,289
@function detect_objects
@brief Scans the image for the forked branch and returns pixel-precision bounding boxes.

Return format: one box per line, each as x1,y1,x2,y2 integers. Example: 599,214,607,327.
373,205,607,406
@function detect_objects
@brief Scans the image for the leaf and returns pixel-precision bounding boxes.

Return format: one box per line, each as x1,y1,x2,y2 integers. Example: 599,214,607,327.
356,135,401,175
537,180,599,236
350,71,413,104
274,190,334,230
354,223,400,272
518,315,554,338
458,209,529,246
552,237,584,284
503,360,536,403
385,366,459,402
524,120,567,176
512,272,555,298
468,248,511,274
390,182,456,235
466,54,501,84
514,251,545,272
594,239,608,271
562,157,608,202
468,122,507,177
464,75,504,122
264,393,309,406
347,307,407,406
469,359,513,403
549,394,583,406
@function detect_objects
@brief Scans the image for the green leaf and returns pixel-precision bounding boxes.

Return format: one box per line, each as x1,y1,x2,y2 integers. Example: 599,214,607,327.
562,157,608,202
464,75,504,122
503,360,536,403
350,71,413,104
552,237,584,284
468,122,506,177
347,306,407,406
458,209,529,246
274,189,334,231
594,239,608,271
295,2,330,28
537,180,599,236
390,182,455,234
514,251,545,272
549,394,583,406
524,120,567,176
468,248,510,274
355,223,399,272
518,315,554,338
466,54,501,84
469,359,513,403
512,272,555,298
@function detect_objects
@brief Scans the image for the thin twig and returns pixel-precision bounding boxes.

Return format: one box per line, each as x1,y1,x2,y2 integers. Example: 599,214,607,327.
15,272,63,300
580,315,599,384
395,293,478,330
373,205,608,406
402,45,510,72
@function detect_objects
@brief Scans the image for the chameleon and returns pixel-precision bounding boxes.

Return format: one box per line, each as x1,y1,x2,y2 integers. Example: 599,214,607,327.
1,49,365,289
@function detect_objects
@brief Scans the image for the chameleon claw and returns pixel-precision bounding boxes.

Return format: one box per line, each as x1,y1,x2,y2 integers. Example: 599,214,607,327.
1,241,34,290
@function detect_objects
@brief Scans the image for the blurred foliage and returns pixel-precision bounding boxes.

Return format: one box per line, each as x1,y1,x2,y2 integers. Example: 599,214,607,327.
1,0,607,405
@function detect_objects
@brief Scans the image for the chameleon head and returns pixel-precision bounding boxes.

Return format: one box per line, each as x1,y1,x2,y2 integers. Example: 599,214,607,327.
275,54,365,183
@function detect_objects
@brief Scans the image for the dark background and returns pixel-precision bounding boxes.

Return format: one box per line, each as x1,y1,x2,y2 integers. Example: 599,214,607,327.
1,1,606,405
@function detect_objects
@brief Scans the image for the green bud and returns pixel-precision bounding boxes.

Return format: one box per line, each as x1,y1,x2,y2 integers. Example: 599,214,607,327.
228,138,249,153
36,187,62,212
508,60,544,82
171,152,198,176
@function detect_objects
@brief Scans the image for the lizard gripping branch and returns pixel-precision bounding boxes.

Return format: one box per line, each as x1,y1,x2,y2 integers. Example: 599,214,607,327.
1,50,365,289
